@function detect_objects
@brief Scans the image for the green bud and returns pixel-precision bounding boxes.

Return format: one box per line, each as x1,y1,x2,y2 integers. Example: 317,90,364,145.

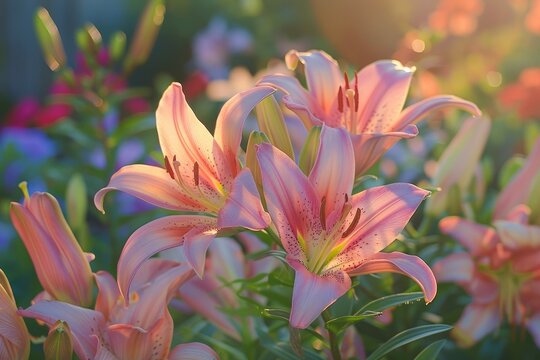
245,131,270,201
34,8,66,71
298,126,321,175
76,23,102,55
109,31,127,61
66,174,87,230
255,95,295,160
44,321,73,360
124,0,166,73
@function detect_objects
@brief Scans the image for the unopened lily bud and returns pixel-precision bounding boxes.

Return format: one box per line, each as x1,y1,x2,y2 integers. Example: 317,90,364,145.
109,31,127,61
34,8,66,71
44,320,73,360
66,173,87,230
10,190,94,306
75,23,102,55
255,95,295,160
246,131,269,198
124,0,165,73
298,126,322,175
426,116,490,216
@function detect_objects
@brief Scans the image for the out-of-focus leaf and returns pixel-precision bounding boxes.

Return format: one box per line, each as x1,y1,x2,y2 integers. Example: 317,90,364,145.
414,339,446,360
34,8,66,71
124,0,166,73
366,324,452,360
66,174,87,230
499,156,525,189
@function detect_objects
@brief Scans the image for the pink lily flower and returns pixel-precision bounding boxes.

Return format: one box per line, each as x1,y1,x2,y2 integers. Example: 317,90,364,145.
434,139,540,347
0,269,30,360
94,83,273,297
19,259,219,360
434,211,540,348
174,234,277,340
258,49,480,176
10,187,94,307
256,125,437,328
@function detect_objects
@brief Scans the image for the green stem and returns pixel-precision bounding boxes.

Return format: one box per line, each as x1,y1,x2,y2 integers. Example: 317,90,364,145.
322,310,341,360
417,215,434,238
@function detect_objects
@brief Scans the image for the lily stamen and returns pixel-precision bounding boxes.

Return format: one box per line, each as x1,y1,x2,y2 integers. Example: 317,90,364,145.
164,156,175,179
193,161,200,186
342,208,361,238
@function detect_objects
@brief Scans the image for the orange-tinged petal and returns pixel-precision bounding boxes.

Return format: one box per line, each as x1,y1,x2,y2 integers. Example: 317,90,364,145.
214,86,275,173
95,164,206,213
432,252,474,285
156,82,232,194
94,272,121,321
348,252,437,303
288,258,351,329
117,215,215,302
439,216,497,256
494,221,540,250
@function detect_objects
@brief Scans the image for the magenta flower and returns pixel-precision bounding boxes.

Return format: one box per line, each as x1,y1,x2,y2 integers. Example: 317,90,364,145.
10,188,94,307
0,269,30,360
258,50,480,176
256,125,436,328
19,259,218,360
95,83,273,299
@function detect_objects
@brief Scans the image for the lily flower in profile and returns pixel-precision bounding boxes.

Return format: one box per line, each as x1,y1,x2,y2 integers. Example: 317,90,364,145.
95,83,273,298
258,49,480,176
256,125,436,328
0,269,30,360
19,259,219,360
10,184,94,307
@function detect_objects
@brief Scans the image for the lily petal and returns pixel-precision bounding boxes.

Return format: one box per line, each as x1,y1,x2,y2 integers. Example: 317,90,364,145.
156,82,231,196
432,252,474,285
354,60,415,133
286,50,342,118
452,303,501,348
19,301,105,360
182,228,217,278
392,95,481,131
348,252,437,303
217,168,271,230
288,258,351,329
117,215,216,302
494,138,540,220
0,271,29,360
330,183,429,270
439,216,498,256
94,271,121,321
493,221,540,249
257,143,320,262
169,343,219,360
308,126,354,227
94,164,204,213
214,86,275,173
350,125,419,176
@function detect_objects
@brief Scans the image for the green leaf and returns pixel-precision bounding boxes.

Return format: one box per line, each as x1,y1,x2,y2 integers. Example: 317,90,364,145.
367,324,452,360
414,339,446,360
325,292,424,334
499,156,525,189
358,292,424,313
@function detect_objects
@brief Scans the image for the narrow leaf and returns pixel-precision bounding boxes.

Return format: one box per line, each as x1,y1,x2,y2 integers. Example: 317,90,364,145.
367,324,452,360
414,339,446,360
